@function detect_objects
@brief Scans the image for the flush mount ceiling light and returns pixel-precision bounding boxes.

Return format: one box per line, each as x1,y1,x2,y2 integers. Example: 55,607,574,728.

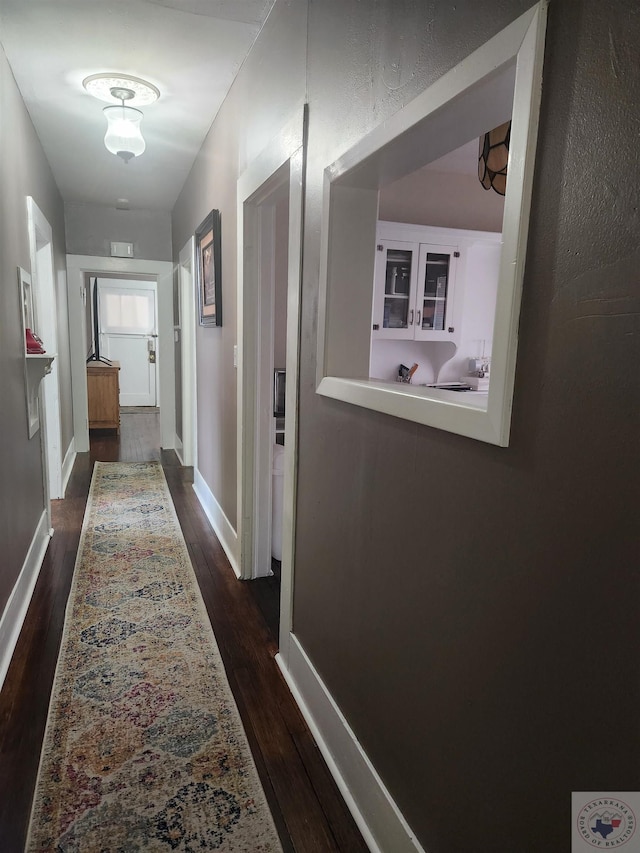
478,120,511,196
83,74,160,106
83,74,160,164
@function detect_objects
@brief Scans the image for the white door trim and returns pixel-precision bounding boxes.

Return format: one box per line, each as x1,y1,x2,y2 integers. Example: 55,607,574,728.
27,197,61,508
237,106,306,665
66,255,175,452
178,238,197,468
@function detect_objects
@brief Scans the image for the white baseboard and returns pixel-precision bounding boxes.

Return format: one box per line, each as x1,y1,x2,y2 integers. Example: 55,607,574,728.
276,635,425,853
0,511,51,693
61,438,76,497
192,467,240,578
174,434,184,466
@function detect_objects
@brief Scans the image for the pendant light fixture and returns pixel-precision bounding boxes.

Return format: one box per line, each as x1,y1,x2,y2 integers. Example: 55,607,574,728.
478,120,511,196
83,74,160,164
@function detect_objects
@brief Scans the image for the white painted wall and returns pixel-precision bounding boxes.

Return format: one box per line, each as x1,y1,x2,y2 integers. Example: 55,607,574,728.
379,165,505,233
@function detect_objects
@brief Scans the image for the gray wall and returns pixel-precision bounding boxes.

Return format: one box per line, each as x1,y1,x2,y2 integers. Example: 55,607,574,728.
0,42,70,610
299,1,639,848
172,0,308,528
173,1,639,850
65,203,172,262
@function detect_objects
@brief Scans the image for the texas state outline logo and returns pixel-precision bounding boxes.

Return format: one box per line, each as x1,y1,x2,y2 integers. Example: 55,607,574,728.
572,793,637,849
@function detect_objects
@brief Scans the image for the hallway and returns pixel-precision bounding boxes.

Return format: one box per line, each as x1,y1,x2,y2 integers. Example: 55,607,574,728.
0,413,367,852
2,1,638,848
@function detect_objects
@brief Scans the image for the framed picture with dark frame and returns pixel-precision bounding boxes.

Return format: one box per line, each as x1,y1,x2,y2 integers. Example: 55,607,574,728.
195,209,222,326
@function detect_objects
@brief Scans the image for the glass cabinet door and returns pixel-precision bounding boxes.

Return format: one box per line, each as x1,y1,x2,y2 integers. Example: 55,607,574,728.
416,244,458,340
372,241,418,339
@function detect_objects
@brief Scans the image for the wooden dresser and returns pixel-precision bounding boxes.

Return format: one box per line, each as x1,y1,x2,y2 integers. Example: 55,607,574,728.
87,360,120,432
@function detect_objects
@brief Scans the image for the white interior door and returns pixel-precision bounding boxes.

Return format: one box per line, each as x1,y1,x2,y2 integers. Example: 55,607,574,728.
98,279,157,406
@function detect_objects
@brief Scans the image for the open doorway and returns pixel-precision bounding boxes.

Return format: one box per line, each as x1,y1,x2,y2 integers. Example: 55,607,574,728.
66,256,174,455
27,197,62,505
244,166,290,581
316,3,546,447
237,110,305,665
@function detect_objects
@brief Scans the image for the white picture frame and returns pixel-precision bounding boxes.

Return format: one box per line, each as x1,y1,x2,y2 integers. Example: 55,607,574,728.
316,2,548,447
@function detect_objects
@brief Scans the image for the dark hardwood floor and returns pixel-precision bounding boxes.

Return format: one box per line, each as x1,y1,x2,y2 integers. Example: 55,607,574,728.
0,412,368,853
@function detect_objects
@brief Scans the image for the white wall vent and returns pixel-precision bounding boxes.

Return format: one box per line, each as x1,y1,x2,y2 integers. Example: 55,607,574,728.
110,241,134,258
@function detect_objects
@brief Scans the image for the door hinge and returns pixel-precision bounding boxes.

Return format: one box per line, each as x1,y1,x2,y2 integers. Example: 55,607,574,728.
377,244,384,251
454,251,460,258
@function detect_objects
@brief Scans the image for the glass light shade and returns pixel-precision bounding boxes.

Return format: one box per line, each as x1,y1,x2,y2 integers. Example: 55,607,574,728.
103,104,145,163
478,120,511,196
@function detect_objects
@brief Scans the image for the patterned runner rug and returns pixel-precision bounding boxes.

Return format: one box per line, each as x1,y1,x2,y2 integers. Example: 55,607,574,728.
27,461,282,852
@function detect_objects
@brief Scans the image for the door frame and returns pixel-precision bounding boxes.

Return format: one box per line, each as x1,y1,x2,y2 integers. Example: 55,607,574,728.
237,107,306,663
178,237,197,467
66,256,174,452
247,171,289,577
27,197,62,506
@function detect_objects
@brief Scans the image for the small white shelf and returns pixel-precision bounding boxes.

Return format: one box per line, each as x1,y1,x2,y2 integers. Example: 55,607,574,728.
24,352,56,438
26,352,56,373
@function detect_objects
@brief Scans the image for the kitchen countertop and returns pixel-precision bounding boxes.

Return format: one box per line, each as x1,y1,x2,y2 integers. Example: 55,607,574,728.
367,377,490,410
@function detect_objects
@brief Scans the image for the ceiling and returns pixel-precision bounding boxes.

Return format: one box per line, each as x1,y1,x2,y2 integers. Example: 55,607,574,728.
426,139,479,176
0,0,275,211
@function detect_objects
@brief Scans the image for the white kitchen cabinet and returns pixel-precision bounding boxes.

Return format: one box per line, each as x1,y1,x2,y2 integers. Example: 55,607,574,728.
369,221,503,386
371,239,419,340
372,225,460,342
415,243,460,340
